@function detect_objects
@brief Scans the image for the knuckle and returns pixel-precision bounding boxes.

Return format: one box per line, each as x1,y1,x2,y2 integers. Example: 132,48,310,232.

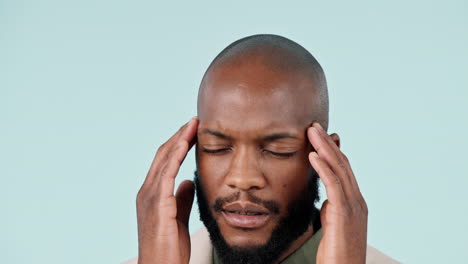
314,144,322,152
172,142,183,152
361,200,369,215
337,160,347,171
168,141,188,162
160,166,170,179
176,141,188,155
136,187,158,207
157,143,167,155
136,189,147,206
351,202,361,214
178,123,188,132
339,203,353,216
176,140,188,150
349,199,368,217
164,151,170,162
136,191,143,204
167,142,181,156
333,176,341,186
341,153,349,163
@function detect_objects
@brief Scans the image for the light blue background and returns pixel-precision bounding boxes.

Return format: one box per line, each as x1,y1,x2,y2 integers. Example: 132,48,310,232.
2,1,467,263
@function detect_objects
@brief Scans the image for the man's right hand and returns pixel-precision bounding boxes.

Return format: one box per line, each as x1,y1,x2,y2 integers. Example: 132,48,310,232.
136,117,199,264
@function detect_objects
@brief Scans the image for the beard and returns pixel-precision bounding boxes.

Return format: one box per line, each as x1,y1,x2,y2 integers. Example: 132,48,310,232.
193,169,321,264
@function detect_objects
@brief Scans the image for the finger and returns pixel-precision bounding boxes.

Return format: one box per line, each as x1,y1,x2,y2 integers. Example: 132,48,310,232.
153,117,198,190
312,123,365,203
176,180,195,227
149,118,195,180
142,117,197,189
153,139,190,199
319,200,330,232
309,151,347,206
178,117,199,164
308,125,355,200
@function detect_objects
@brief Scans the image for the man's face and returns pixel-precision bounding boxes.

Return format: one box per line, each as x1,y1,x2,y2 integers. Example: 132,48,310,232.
195,62,322,261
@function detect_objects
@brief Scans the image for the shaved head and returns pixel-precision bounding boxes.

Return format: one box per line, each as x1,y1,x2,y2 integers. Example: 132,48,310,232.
197,34,329,129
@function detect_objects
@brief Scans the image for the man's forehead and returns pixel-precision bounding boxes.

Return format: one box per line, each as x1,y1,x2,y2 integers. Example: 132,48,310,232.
197,91,317,144
198,118,306,140
199,80,318,128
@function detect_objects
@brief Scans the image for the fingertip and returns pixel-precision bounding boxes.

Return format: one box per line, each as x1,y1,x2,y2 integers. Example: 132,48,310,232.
190,116,200,128
181,117,199,140
308,126,319,137
180,179,194,189
313,122,323,130
185,116,197,127
308,151,319,165
176,180,195,199
191,116,200,123
309,151,318,159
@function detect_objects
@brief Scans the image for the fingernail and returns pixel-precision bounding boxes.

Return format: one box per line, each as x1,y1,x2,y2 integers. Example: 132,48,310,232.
308,127,315,135
313,122,323,130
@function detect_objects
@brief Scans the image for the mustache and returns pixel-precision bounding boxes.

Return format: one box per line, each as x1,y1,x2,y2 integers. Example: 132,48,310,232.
213,191,280,215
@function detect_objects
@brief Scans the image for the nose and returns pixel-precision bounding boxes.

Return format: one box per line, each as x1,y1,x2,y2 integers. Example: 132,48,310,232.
223,146,267,191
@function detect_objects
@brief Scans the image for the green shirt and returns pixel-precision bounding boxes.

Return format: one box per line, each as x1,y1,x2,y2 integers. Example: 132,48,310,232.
213,228,323,264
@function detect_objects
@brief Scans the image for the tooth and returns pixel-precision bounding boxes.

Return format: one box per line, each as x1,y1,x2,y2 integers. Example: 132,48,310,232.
230,211,264,215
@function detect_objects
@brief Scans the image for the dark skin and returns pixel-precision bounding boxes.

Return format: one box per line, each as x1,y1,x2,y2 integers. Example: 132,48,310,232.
136,57,368,264
196,62,320,253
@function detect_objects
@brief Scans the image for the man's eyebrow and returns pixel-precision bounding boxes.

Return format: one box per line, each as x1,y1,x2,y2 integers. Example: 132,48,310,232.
200,129,230,139
262,133,298,141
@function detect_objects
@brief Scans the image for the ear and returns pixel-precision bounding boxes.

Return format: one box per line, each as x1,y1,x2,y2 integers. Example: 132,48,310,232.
329,133,341,148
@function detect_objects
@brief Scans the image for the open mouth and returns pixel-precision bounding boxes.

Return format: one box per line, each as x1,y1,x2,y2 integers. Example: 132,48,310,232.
221,210,271,229
223,210,269,216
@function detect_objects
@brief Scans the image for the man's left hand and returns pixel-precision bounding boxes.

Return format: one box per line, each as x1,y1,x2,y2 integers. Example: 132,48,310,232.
308,122,368,264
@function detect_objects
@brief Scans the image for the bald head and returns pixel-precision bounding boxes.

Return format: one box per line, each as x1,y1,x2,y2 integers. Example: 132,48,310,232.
197,34,329,129
195,35,329,262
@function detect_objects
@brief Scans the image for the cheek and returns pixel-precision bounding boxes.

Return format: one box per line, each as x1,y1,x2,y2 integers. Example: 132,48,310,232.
263,152,311,206
196,149,231,201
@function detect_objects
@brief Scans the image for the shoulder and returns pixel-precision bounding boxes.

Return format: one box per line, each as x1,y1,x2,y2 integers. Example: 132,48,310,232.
121,228,213,264
366,245,400,264
189,227,213,264
122,256,137,264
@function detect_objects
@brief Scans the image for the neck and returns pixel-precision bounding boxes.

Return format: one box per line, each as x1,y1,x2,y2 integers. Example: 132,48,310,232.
273,224,315,264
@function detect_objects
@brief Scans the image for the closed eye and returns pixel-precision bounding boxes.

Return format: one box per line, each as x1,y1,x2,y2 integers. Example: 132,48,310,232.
202,148,230,154
266,150,297,158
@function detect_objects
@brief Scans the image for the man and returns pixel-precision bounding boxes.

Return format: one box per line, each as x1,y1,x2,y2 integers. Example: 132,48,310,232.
125,34,398,264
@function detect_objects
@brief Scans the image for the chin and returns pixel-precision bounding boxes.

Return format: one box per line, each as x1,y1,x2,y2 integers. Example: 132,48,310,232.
217,220,274,248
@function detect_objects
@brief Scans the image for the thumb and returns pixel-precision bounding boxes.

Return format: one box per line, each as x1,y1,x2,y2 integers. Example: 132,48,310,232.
176,180,195,227
320,200,329,233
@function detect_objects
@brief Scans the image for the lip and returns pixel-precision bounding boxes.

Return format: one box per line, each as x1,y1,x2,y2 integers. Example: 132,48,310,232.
221,202,271,229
